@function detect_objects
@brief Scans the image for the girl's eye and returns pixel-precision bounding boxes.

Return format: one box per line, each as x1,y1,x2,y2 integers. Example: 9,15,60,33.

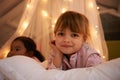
57,32,64,36
15,48,20,51
71,33,79,38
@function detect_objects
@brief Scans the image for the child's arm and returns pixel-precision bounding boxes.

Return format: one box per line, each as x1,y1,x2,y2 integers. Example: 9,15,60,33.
49,40,63,68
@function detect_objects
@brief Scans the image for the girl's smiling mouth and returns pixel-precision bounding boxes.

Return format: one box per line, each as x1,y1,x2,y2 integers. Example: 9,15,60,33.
61,45,72,48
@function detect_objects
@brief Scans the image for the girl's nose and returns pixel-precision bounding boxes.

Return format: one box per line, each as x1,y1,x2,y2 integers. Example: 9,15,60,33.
63,36,70,43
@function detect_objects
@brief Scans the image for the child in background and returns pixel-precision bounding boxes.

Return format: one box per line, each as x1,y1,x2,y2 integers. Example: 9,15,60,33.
7,36,45,62
49,11,103,70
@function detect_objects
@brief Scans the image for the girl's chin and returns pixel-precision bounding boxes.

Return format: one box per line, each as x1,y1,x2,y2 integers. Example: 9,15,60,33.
59,48,75,54
61,51,73,54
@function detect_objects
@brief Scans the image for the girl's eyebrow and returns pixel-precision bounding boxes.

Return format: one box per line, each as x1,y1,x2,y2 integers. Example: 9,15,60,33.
15,46,21,48
57,29,63,32
72,32,80,33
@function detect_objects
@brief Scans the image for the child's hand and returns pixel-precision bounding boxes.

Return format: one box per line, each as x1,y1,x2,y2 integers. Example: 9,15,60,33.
49,40,63,68
50,40,62,58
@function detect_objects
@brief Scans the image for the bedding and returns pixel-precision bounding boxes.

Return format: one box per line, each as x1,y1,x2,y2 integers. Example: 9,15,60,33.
0,56,120,80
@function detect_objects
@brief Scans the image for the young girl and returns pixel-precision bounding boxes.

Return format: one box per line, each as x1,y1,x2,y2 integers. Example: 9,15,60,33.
48,11,103,70
7,36,45,62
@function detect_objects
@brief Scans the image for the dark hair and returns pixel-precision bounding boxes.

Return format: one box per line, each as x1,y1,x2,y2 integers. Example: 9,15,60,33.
10,36,45,62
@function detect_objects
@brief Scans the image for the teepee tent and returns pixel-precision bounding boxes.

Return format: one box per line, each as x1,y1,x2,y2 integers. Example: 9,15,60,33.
0,0,108,60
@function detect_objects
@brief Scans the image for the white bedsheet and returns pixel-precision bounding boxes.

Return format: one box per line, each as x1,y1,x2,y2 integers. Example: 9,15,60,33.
0,56,120,80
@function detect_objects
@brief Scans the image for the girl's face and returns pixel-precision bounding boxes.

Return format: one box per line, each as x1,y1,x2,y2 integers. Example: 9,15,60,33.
55,28,84,55
8,40,27,57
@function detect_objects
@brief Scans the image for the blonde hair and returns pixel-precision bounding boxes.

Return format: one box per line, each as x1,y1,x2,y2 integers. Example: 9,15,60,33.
54,11,90,40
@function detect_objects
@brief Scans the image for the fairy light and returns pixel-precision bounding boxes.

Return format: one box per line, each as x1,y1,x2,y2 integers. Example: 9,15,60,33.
95,25,98,28
3,49,9,57
68,0,73,2
22,21,29,29
102,55,106,60
61,8,67,13
96,49,100,53
26,2,33,11
18,20,29,35
89,2,94,8
52,24,55,28
41,10,48,17
42,0,48,3
97,6,100,10
27,4,30,9
0,47,10,58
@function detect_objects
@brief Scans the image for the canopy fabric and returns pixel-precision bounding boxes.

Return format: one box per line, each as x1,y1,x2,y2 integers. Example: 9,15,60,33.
0,0,108,60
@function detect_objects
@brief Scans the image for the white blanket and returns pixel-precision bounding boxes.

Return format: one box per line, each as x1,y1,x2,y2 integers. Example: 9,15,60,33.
0,56,120,80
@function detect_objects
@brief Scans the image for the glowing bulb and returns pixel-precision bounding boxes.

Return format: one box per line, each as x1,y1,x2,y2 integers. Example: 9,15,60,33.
41,10,48,17
89,2,93,8
97,49,100,53
42,0,48,3
97,6,100,10
61,8,67,13
26,3,33,10
52,24,55,28
18,21,29,35
3,49,9,57
96,25,98,28
102,55,106,59
53,19,57,24
23,21,29,29
69,0,73,2
27,4,31,8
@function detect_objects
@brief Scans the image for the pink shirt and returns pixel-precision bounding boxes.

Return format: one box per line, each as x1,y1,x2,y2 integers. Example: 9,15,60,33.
49,43,103,70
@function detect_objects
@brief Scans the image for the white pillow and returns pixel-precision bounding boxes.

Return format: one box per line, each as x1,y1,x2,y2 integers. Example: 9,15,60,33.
40,58,120,80
0,56,120,80
0,56,45,80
